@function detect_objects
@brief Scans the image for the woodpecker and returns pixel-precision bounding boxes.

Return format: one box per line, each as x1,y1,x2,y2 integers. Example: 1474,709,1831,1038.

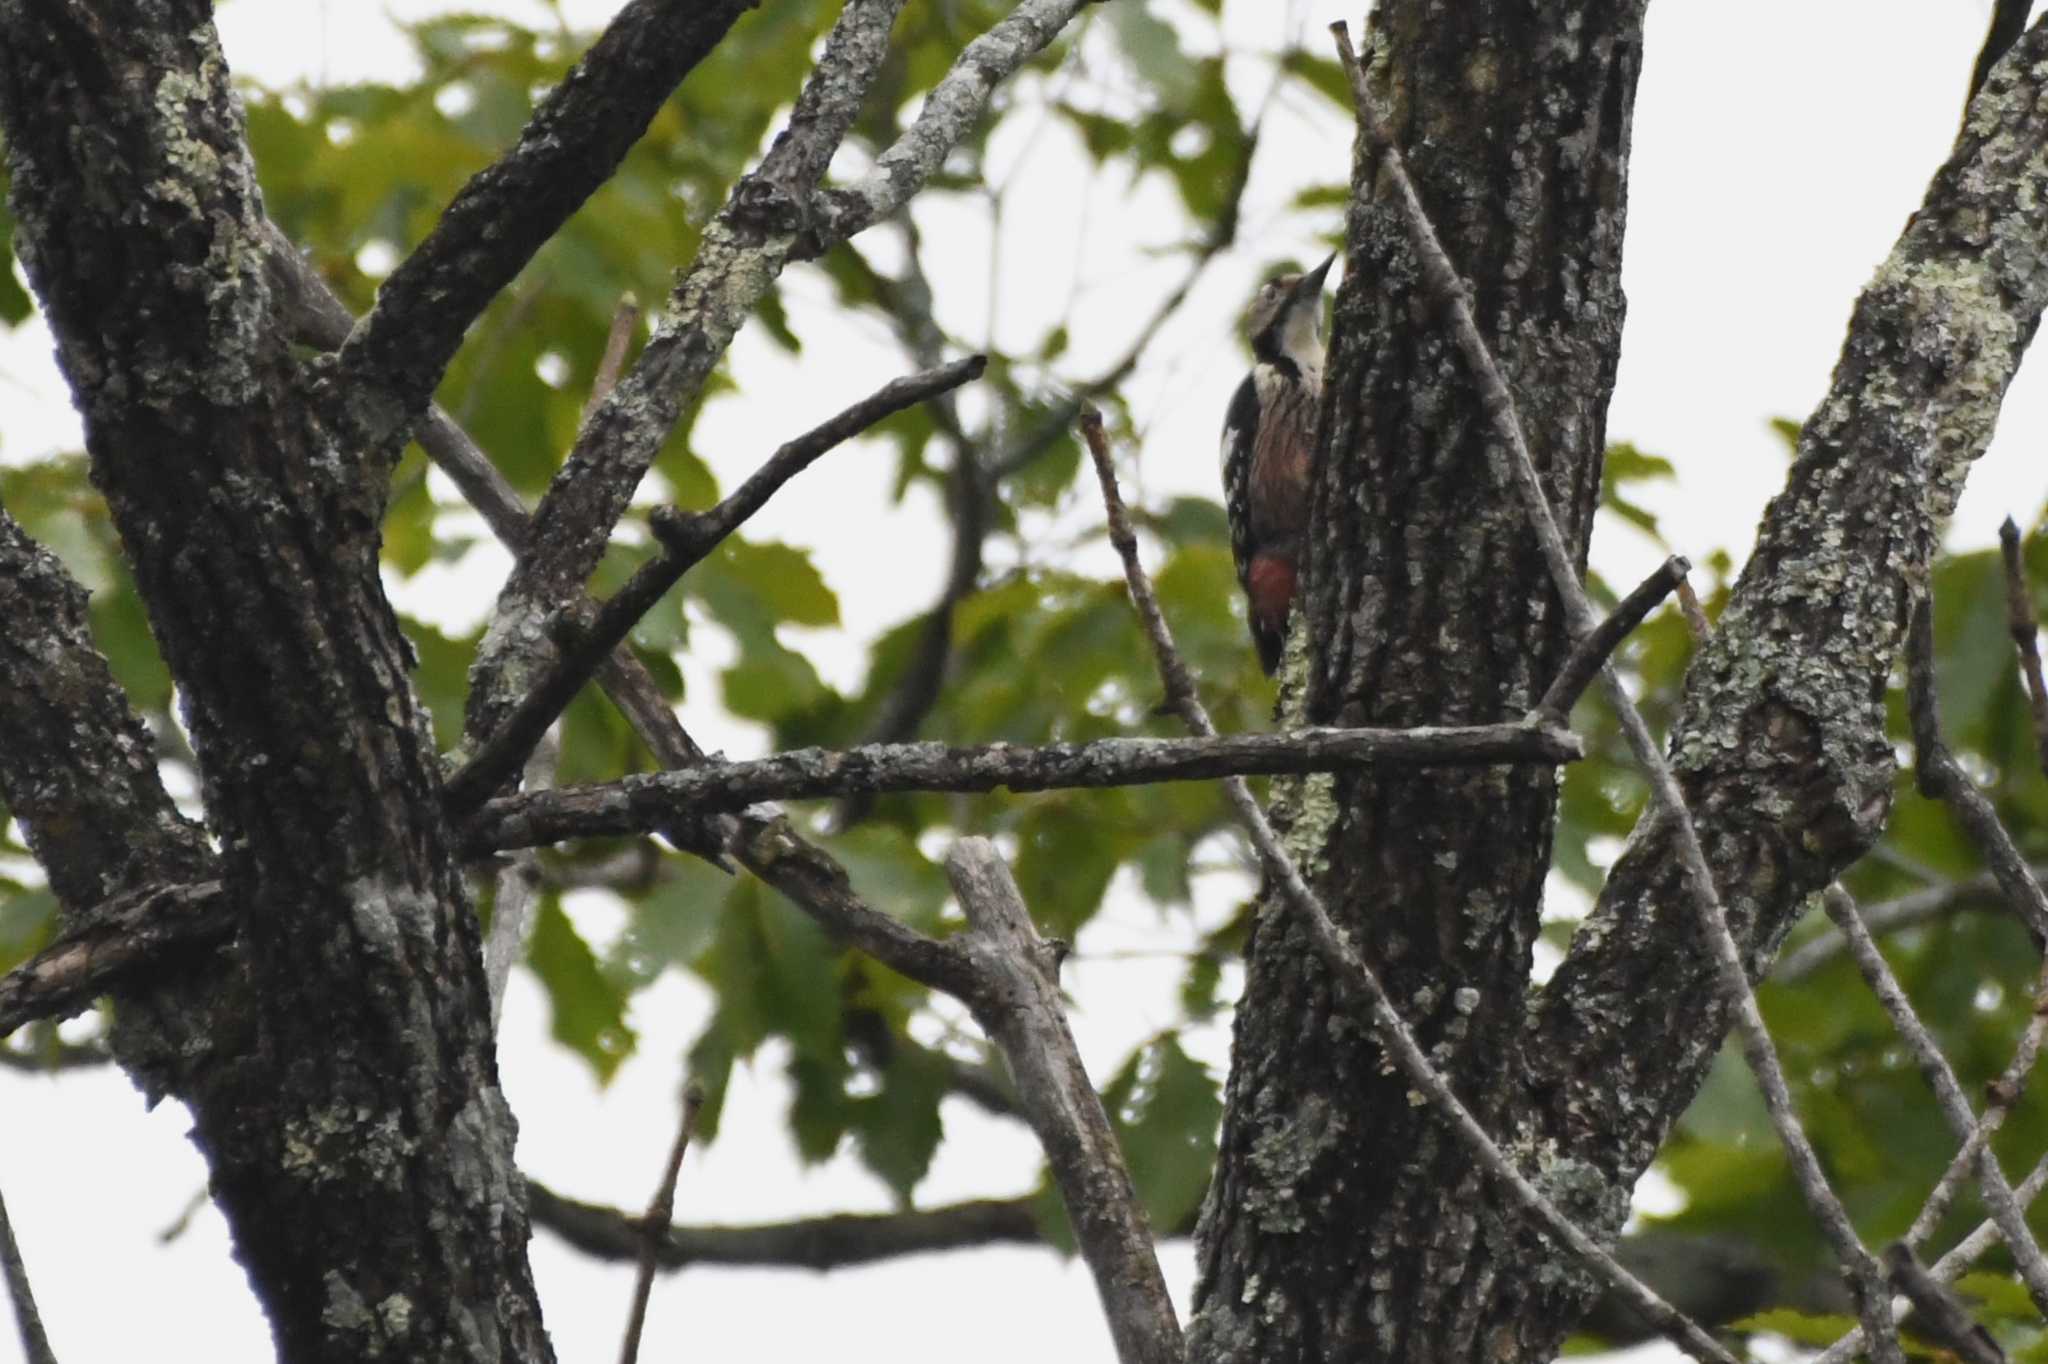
1221,253,1334,674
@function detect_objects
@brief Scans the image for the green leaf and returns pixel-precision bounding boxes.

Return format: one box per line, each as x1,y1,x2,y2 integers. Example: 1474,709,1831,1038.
610,856,739,986
527,896,638,1083
1726,1308,1860,1347
0,887,57,970
1102,1034,1221,1232
851,1041,949,1201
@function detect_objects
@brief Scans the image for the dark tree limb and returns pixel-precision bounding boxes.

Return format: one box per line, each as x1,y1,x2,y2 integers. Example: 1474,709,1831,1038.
2000,517,2048,776
331,0,758,439
1908,600,2048,947
0,1185,56,1364
0,881,230,1040
944,838,1183,1364
1885,1244,2007,1364
463,721,1583,851
1970,0,2033,108
443,355,988,812
1535,555,1690,718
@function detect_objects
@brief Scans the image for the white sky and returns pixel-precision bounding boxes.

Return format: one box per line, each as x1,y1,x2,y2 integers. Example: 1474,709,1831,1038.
2,2,2042,1362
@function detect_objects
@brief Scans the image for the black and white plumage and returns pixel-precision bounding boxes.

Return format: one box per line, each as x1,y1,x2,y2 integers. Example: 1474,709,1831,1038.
1221,253,1334,674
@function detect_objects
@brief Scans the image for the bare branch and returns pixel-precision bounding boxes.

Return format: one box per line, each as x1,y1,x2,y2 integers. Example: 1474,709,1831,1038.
1908,600,2048,946
2000,517,2048,776
527,1184,1044,1270
620,1080,705,1364
1080,411,1740,1364
1776,867,2048,982
1536,555,1691,719
331,0,756,433
1885,1243,2007,1364
586,295,643,422
798,0,1093,257
1331,23,1904,1356
0,882,229,1040
466,0,915,744
464,721,1583,852
944,838,1182,1364
0,1185,57,1364
1822,886,2048,1314
443,355,988,812
1816,1152,2048,1364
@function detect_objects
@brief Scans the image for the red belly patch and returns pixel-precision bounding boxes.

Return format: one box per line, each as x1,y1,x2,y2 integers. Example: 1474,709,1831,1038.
1247,553,1297,635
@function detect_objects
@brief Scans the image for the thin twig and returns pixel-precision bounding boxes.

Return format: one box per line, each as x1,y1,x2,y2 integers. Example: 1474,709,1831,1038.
1908,599,2048,947
1330,23,1904,1359
1822,886,2048,1313
1536,555,1690,718
1884,1243,2007,1364
1999,517,2048,777
1674,577,1711,643
464,719,1583,853
945,838,1182,1364
1777,867,2048,982
619,1080,706,1364
585,293,642,423
443,355,988,812
1817,1152,2048,1364
1079,410,1740,1364
0,1185,57,1364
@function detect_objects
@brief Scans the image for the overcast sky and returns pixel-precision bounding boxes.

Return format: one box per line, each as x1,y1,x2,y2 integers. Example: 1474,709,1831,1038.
2,3,2039,1362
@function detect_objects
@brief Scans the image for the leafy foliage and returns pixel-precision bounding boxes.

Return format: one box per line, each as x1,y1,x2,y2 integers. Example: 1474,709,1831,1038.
4,3,2048,1350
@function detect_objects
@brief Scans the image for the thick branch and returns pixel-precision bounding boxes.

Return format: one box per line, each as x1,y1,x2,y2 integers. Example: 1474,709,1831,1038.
443,355,988,811
945,838,1182,1364
464,722,1583,851
332,0,758,433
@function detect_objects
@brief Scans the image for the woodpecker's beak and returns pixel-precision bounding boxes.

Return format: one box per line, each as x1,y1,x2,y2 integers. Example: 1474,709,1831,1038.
1300,252,1337,296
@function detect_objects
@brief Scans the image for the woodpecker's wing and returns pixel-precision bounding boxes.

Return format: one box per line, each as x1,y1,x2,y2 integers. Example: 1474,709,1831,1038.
1220,372,1260,591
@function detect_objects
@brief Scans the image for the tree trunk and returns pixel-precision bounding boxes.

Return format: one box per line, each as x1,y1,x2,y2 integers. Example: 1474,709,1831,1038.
0,4,550,1359
1189,3,1647,1358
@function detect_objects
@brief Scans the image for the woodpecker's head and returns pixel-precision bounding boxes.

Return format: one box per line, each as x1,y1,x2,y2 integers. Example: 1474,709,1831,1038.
1245,252,1335,371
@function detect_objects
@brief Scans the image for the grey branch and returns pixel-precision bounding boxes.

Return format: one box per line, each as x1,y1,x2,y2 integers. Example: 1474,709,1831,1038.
0,1185,57,1364
1817,1150,2048,1364
1079,412,1740,1364
798,0,1094,257
1536,555,1690,718
1775,868,2048,982
945,838,1182,1364
1999,518,2048,776
1330,23,1904,1358
443,355,988,811
1884,1243,2007,1364
463,722,1583,852
1822,886,2048,1314
332,0,757,436
1908,600,2048,947
620,1081,706,1364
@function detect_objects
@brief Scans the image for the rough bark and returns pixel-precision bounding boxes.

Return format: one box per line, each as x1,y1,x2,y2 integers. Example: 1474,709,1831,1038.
1530,10,2048,1197
0,3,549,1359
1188,3,1647,1360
